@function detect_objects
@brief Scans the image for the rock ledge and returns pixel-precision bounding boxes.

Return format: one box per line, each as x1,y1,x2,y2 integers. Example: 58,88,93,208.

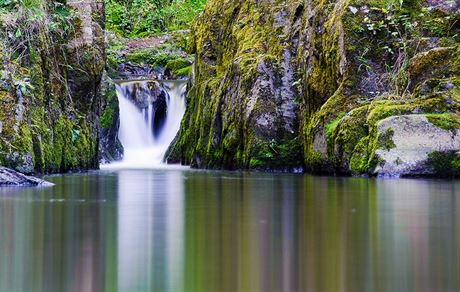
0,167,54,187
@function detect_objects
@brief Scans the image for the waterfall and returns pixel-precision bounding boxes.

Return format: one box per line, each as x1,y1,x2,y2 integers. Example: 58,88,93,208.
103,80,187,169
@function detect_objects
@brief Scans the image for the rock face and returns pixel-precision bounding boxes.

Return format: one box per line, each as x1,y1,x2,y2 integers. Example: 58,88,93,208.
169,0,460,176
0,167,53,187
99,73,123,163
167,1,304,170
0,1,105,174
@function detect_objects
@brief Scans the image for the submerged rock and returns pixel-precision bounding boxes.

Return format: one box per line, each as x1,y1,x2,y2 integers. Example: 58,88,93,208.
0,167,53,187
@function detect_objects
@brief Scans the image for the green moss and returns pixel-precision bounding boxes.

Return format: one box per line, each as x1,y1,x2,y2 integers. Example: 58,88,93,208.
165,59,193,78
249,137,303,171
165,58,192,72
408,46,460,89
174,65,192,77
325,112,346,143
332,106,370,168
125,49,156,64
426,150,460,178
100,107,114,129
349,136,370,174
377,128,396,151
426,113,460,132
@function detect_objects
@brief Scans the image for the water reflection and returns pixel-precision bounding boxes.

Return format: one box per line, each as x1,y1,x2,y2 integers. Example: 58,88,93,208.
117,170,184,291
0,174,117,292
0,171,460,291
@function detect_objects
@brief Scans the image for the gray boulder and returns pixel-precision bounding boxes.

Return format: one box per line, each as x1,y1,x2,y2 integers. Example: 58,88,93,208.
0,167,54,187
374,114,460,176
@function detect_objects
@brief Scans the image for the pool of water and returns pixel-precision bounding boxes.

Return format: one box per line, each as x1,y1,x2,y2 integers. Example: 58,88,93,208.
0,169,459,291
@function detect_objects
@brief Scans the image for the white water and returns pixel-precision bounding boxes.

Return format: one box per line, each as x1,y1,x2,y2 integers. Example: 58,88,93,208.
102,80,187,169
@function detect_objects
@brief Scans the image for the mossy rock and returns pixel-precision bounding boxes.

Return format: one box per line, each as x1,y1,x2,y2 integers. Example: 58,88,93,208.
164,59,193,78
0,3,103,174
168,0,460,176
408,46,460,90
426,113,460,132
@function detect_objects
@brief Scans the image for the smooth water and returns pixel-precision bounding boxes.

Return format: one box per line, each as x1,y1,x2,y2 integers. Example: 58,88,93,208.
1,170,460,292
105,80,187,169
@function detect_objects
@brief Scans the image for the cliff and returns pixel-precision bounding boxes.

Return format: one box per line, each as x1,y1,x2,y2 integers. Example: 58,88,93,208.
168,0,460,176
0,0,105,174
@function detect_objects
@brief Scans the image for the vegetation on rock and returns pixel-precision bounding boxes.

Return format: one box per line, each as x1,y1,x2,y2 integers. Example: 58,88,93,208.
105,0,207,37
0,0,104,173
426,150,460,177
167,0,460,175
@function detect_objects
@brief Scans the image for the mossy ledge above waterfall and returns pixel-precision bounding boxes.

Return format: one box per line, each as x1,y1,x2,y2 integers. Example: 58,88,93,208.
0,0,105,174
166,0,460,176
106,32,194,80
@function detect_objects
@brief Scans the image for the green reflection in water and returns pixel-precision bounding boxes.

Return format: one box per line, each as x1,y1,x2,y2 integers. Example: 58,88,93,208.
0,173,118,292
0,171,459,292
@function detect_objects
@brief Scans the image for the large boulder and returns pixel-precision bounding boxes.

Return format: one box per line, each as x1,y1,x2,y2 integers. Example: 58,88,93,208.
373,114,460,176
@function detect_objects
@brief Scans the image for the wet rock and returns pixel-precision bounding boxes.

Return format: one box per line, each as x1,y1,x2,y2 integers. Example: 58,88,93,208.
0,167,53,187
117,62,158,79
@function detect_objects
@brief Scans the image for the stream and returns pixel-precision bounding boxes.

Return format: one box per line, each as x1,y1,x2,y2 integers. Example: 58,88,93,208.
1,171,460,291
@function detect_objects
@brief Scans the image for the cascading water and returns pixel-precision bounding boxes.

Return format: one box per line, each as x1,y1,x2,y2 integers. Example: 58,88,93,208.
102,80,187,169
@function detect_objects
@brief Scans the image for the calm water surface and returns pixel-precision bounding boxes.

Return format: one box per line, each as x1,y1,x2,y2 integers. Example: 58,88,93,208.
0,169,459,292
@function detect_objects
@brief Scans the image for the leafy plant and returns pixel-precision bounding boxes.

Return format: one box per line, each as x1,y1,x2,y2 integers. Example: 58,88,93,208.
106,0,208,37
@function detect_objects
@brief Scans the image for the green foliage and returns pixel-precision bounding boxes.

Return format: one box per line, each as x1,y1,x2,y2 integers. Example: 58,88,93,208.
356,5,418,96
351,1,459,97
106,0,208,37
0,0,74,67
426,151,460,178
250,138,304,171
